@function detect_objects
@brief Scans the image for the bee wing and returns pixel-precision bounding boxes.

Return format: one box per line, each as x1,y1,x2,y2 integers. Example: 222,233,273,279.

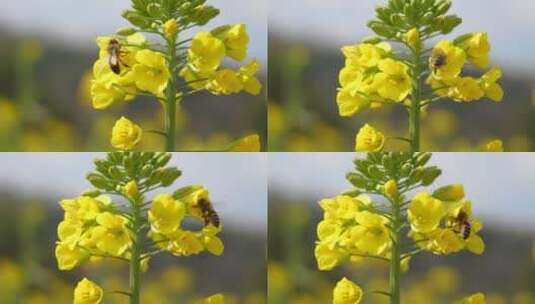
109,55,119,66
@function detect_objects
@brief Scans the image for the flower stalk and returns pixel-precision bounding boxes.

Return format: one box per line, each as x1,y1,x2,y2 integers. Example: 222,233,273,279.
164,33,178,152
409,44,422,153
128,195,142,304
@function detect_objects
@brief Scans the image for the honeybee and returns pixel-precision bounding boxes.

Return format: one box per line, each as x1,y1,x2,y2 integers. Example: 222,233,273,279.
452,211,471,240
429,49,447,72
198,198,220,228
107,39,128,74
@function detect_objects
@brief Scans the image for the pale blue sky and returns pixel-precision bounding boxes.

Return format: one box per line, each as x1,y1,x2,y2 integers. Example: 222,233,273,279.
270,0,535,73
0,153,267,234
0,0,267,63
269,153,535,232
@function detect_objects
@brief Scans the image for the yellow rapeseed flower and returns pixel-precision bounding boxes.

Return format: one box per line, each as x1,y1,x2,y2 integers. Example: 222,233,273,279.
462,32,490,69
130,50,170,95
163,19,179,40
375,58,412,101
219,24,249,61
450,77,484,102
333,277,363,304
336,86,371,117
408,192,445,233
479,67,504,102
431,40,466,80
148,193,185,234
111,117,143,150
189,32,226,73
123,180,139,199
405,28,420,49
73,278,103,304
92,212,132,256
355,124,385,152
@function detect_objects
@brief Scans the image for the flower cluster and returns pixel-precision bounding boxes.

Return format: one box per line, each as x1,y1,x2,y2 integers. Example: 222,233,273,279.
315,152,486,304
315,194,390,271
180,24,262,96
54,152,224,303
89,0,263,151
408,187,485,255
336,0,505,152
148,187,224,257
427,34,503,103
337,42,411,117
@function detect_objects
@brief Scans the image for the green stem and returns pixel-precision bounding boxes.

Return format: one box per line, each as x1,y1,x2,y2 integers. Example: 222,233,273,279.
164,36,178,152
129,199,141,304
389,195,402,304
409,45,422,152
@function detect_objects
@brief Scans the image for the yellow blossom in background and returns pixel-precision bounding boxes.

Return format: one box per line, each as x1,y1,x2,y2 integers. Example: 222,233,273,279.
228,134,261,151
483,139,504,152
355,124,385,152
73,278,103,304
110,117,143,150
333,277,362,304
458,292,486,304
204,293,225,304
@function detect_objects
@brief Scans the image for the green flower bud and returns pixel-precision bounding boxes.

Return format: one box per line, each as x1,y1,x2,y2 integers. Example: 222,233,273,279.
368,21,396,38
400,163,413,177
160,168,182,186
122,10,151,29
435,0,452,16
361,36,382,44
87,173,111,190
194,6,220,26
433,184,465,201
81,189,102,198
421,166,442,186
116,27,137,36
440,15,462,34
146,3,162,18
108,166,124,180
346,172,367,188
340,188,362,198
173,185,202,200
415,152,432,166
155,153,172,168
